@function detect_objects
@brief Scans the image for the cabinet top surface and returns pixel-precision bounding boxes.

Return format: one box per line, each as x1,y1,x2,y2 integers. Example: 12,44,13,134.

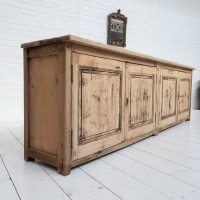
21,34,195,70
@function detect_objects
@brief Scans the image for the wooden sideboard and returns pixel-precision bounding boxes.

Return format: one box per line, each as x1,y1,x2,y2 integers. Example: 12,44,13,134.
21,35,195,176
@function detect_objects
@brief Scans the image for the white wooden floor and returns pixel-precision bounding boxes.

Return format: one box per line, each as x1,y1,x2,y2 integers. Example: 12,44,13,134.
1,110,200,200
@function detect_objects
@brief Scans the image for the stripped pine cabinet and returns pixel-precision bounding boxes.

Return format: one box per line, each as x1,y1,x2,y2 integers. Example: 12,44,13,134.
21,35,194,176
158,67,178,129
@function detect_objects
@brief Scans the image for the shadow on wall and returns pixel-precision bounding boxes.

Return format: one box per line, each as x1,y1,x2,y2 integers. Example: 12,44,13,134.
197,81,200,110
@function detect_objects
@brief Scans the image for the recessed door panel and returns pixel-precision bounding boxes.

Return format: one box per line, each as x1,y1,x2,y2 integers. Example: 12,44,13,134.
158,68,178,129
125,63,156,140
177,71,191,121
161,77,176,120
72,53,125,160
178,79,190,114
129,75,153,127
79,70,120,144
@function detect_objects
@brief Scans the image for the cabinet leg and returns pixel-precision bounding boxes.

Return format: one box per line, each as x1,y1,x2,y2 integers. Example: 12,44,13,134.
186,118,190,121
58,164,71,176
153,131,159,136
24,156,35,162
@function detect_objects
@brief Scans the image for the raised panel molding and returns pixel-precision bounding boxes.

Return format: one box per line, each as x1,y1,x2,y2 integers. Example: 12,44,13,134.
129,74,154,129
178,78,190,114
72,53,125,161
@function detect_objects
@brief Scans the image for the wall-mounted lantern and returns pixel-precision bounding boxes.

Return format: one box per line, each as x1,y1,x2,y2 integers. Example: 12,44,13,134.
107,9,127,47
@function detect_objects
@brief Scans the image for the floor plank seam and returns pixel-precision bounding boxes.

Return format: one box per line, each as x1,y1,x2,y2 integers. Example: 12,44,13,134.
152,138,200,151
148,137,200,155
40,165,73,200
117,151,200,190
0,156,21,200
3,123,23,147
100,157,174,200
142,141,200,160
79,166,124,200
131,146,199,171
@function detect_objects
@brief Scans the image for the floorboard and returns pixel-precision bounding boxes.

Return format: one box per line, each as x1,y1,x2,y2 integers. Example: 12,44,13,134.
1,110,200,200
139,137,200,160
0,157,20,200
80,159,171,200
44,165,121,200
101,152,200,200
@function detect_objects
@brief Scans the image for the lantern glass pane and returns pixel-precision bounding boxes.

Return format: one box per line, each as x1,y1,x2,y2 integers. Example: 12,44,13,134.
110,18,124,46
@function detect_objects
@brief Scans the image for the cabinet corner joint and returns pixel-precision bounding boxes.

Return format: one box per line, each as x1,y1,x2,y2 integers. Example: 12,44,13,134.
71,64,73,83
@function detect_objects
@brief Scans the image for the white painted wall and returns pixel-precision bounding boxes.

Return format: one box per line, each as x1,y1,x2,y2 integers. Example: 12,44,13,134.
0,0,200,122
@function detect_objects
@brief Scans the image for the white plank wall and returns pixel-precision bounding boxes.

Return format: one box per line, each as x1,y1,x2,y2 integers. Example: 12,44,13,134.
1,110,200,200
0,0,200,122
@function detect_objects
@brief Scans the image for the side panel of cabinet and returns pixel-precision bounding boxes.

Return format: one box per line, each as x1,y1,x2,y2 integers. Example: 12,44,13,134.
158,68,178,129
125,63,156,140
72,53,125,160
177,71,192,121
28,49,64,156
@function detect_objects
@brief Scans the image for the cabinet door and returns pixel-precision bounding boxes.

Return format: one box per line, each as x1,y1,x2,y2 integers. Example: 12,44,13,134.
177,72,191,121
72,53,125,160
158,68,178,129
125,63,156,140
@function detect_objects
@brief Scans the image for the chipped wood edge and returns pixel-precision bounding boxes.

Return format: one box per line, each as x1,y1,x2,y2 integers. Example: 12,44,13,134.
71,130,155,167
21,35,195,70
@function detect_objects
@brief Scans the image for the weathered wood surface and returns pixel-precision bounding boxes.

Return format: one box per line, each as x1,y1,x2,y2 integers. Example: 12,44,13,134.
22,36,194,176
72,53,125,160
80,72,120,142
24,48,29,162
28,45,64,157
129,75,153,126
178,79,190,114
21,35,195,70
125,63,156,140
161,77,176,120
158,68,178,129
177,71,192,121
61,44,72,175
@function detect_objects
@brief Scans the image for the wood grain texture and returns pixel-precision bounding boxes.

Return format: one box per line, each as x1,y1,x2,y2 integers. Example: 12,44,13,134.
72,53,125,160
177,71,192,121
28,43,63,58
158,68,178,129
178,79,190,114
125,63,156,140
71,129,155,168
21,35,195,70
28,148,57,167
29,46,64,156
71,44,155,67
79,70,120,144
61,43,72,175
23,48,32,162
129,75,153,126
161,77,176,120
22,36,194,176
